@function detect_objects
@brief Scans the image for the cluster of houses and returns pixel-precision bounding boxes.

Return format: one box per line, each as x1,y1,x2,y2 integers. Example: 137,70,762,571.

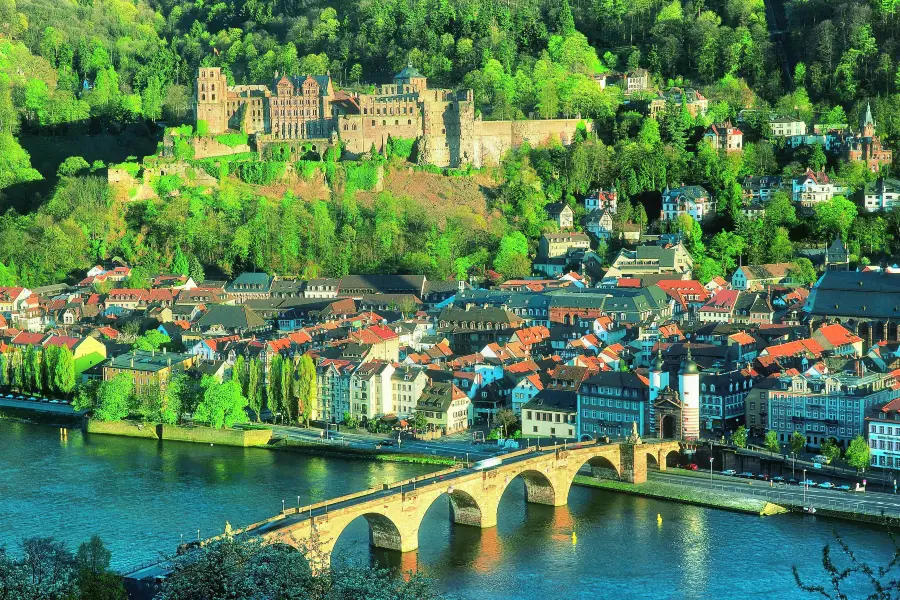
9,241,900,472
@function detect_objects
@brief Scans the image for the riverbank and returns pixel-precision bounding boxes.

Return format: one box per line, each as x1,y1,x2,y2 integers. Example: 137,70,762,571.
0,405,83,427
85,419,273,447
572,475,789,516
270,437,458,465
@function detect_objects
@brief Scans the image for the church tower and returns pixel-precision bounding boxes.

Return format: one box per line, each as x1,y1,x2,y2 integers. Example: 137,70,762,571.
862,102,876,138
678,345,700,440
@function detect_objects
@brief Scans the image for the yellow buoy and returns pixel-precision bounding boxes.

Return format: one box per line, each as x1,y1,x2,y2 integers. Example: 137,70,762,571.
572,531,577,545
657,513,663,524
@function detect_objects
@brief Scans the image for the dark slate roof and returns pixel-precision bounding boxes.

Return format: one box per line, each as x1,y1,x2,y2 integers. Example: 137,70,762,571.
395,64,424,79
581,371,649,391
339,274,425,295
804,272,900,319
197,304,267,331
225,272,273,293
522,389,578,413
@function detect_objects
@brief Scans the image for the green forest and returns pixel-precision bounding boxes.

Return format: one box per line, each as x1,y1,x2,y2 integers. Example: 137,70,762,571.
3,0,900,287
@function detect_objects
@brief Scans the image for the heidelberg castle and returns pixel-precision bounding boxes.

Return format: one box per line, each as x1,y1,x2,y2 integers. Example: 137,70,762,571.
194,65,589,168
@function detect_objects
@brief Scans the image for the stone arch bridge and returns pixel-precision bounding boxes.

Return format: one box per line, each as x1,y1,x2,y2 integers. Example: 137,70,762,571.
212,439,681,569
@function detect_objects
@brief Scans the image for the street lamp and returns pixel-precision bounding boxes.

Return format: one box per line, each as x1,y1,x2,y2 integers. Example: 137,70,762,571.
709,456,714,482
803,469,807,506
282,499,285,513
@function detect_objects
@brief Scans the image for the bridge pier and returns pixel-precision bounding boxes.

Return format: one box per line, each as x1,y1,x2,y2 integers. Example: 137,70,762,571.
620,444,648,484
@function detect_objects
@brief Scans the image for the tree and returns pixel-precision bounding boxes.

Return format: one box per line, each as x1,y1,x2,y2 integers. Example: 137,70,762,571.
158,535,440,600
819,438,841,464
411,410,428,434
232,355,246,392
75,536,126,600
267,355,282,422
53,345,76,398
132,330,170,351
814,196,857,242
93,374,133,422
494,231,531,279
172,246,190,276
731,425,748,449
343,410,360,429
794,531,900,599
194,378,249,429
295,354,316,427
494,408,518,438
845,434,871,471
57,156,90,177
765,191,797,227
789,258,818,287
790,430,806,455
247,358,263,422
764,430,781,454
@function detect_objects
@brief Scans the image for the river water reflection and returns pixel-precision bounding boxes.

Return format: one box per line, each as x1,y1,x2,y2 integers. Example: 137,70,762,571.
1,421,895,599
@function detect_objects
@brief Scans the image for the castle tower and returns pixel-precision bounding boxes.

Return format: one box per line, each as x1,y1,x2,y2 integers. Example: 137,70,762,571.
678,345,700,440
648,350,669,434
394,63,428,94
195,67,229,134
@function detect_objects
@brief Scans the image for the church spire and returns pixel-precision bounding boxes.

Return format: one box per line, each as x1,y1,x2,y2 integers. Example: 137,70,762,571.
863,102,875,131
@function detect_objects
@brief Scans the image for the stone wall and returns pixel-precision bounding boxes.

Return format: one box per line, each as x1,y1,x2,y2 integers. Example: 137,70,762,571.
191,137,254,159
473,118,590,167
162,424,272,446
85,419,159,439
85,419,272,446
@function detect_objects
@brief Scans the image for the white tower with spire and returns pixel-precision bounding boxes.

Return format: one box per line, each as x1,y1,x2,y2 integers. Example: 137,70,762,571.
679,345,701,440
649,350,669,434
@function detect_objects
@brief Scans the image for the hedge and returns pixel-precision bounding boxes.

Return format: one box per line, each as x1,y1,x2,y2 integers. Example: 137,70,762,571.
387,136,416,161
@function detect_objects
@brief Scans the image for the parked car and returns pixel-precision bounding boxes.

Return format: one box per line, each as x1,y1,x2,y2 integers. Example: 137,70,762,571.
721,469,737,476
787,478,799,485
817,482,835,489
800,479,816,487
49,399,58,404
381,440,395,447
813,455,832,465
755,473,769,481
683,463,699,471
836,485,851,492
739,472,755,479
771,476,785,483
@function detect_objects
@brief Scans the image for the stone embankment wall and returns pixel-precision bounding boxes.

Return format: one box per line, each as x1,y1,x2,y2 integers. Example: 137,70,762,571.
85,419,272,446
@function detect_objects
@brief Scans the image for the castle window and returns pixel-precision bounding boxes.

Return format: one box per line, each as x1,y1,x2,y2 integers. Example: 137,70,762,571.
408,120,411,125
372,120,376,126
202,84,207,91
201,70,206,78
201,94,206,101
212,84,216,91
212,94,216,101
395,120,398,125
363,108,367,115
382,120,386,126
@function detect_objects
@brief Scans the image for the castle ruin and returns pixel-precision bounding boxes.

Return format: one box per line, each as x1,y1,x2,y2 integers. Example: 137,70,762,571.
195,65,589,168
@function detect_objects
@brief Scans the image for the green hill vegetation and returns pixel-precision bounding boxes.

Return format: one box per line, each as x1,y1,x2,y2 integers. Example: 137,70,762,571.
2,0,900,287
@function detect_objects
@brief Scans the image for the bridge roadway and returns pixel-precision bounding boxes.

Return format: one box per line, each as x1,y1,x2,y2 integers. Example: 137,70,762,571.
206,438,683,570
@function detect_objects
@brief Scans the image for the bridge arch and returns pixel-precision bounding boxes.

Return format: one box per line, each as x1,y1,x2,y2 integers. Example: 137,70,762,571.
328,509,416,561
664,448,683,467
421,487,488,529
498,467,560,507
579,454,621,480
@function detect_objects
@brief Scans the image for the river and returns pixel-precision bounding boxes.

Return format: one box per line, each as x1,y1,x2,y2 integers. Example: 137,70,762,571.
1,420,895,599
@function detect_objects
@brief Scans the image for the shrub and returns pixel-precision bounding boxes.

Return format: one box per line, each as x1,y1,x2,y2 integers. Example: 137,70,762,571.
233,160,286,185
295,160,322,180
155,174,183,196
344,161,380,191
196,119,210,137
57,156,91,177
267,143,293,162
215,133,249,148
174,138,195,160
167,124,193,137
387,136,416,161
